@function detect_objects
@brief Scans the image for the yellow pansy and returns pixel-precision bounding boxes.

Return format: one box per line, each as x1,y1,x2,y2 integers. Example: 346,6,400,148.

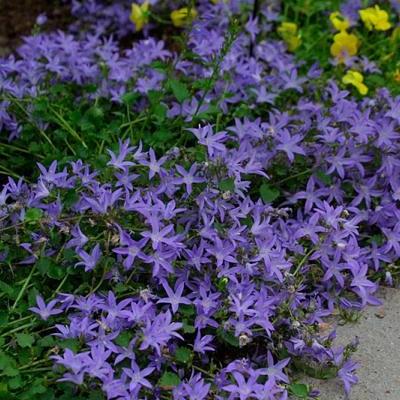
277,22,301,51
342,70,368,95
170,7,197,27
130,1,149,31
330,31,359,63
329,11,350,32
359,5,391,31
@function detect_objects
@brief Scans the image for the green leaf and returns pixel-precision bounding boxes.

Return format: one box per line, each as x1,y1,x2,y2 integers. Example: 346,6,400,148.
179,304,195,316
217,327,239,347
158,371,181,389
122,92,140,106
88,390,104,400
259,183,280,203
37,257,51,276
29,379,47,394
182,320,195,334
8,375,23,390
16,333,35,348
0,352,16,370
197,104,219,119
169,79,190,103
289,383,310,398
37,335,56,348
36,389,55,400
87,106,104,120
219,177,235,192
36,255,66,279
115,331,131,348
24,208,43,224
3,365,19,377
47,263,66,280
152,103,167,122
59,338,80,353
150,60,168,71
17,347,31,365
315,169,332,185
0,352,19,378
0,281,15,299
175,347,192,364
192,78,210,90
148,90,163,105
152,130,174,144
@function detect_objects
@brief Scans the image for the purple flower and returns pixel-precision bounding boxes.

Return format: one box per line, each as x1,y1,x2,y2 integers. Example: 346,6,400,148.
65,224,88,250
29,295,63,321
194,331,215,354
258,352,290,384
179,373,210,400
157,280,192,314
206,236,237,268
141,214,183,251
52,349,87,373
112,231,148,270
276,129,305,162
223,372,263,400
123,360,154,393
338,360,359,396
188,125,227,157
350,264,381,307
75,244,102,271
107,139,135,171
141,148,167,179
37,161,68,185
140,311,183,355
174,164,205,194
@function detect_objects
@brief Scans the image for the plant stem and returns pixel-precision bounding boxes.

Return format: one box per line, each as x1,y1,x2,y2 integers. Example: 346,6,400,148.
49,105,88,149
11,264,37,312
1,321,36,337
293,247,316,276
275,168,314,185
192,364,215,378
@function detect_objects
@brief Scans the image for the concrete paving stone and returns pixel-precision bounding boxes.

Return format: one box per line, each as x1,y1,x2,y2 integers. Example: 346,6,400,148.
292,287,400,400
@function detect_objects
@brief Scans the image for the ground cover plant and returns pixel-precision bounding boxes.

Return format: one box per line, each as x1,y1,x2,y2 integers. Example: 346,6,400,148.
0,0,399,399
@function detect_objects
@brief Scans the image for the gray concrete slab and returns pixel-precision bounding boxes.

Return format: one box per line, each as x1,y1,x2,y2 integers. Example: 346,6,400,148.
293,287,400,400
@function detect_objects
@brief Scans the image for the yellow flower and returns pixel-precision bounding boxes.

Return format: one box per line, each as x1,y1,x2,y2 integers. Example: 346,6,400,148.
278,22,298,36
329,11,350,32
330,31,359,63
130,1,149,31
285,36,302,51
170,7,197,27
342,70,368,95
394,69,400,83
359,5,391,31
277,22,301,51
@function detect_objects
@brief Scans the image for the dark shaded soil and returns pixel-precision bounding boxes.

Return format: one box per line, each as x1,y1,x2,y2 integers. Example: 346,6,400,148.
0,0,71,55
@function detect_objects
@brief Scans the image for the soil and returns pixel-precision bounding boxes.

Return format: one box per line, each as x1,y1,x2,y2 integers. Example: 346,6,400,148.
0,0,71,56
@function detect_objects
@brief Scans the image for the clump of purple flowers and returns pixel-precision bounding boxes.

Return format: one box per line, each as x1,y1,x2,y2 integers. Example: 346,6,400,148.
2,81,399,395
